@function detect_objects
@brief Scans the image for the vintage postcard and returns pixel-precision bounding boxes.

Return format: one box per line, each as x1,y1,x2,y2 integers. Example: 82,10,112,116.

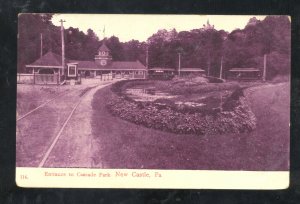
16,14,290,189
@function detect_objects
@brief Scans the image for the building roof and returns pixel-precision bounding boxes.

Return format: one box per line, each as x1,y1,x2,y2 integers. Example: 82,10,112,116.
26,50,146,70
69,60,147,70
68,60,96,68
181,68,205,72
98,43,110,52
109,61,146,70
229,68,260,72
149,67,175,71
26,51,63,67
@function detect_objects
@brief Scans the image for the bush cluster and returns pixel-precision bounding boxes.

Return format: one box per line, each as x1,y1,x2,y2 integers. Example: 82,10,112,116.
107,82,257,135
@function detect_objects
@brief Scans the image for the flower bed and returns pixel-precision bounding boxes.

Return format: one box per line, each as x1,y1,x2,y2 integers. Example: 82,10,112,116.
107,80,257,135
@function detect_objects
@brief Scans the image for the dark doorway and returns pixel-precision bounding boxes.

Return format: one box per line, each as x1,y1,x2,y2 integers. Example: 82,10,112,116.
39,68,55,74
85,71,91,78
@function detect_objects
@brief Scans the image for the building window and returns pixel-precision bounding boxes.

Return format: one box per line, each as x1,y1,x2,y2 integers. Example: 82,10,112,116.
135,71,139,75
68,65,77,77
139,71,144,75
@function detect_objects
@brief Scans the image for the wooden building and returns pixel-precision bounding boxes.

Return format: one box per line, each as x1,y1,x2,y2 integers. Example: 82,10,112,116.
70,44,147,79
227,68,261,80
25,51,64,84
148,67,176,80
179,68,206,76
25,43,147,83
25,51,64,75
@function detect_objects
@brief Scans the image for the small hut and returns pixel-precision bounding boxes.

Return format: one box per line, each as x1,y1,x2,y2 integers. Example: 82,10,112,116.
179,68,206,77
25,51,64,84
148,67,176,80
227,68,261,80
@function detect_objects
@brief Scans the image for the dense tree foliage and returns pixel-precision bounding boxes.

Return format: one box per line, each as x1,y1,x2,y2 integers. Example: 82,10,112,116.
18,15,290,80
223,16,290,79
18,14,101,72
18,14,53,72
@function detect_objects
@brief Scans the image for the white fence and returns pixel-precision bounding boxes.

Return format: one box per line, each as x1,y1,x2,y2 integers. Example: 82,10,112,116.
17,73,34,84
17,73,59,85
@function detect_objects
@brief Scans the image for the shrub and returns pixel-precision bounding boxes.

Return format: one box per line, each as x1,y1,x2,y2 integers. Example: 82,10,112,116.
205,76,225,83
107,79,256,135
107,89,256,135
271,75,290,83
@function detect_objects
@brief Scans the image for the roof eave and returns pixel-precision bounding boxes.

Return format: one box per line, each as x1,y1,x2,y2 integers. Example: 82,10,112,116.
25,65,63,68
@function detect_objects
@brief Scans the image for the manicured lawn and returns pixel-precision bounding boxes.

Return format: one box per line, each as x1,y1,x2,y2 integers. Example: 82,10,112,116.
91,82,289,170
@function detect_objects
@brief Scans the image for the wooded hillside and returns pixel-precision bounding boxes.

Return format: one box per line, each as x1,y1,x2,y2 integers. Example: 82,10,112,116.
18,15,290,80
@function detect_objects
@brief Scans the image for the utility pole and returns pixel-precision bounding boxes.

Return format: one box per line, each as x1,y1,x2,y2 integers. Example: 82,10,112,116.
40,33,43,58
263,54,267,82
60,19,66,79
146,46,149,69
178,52,181,77
219,56,223,79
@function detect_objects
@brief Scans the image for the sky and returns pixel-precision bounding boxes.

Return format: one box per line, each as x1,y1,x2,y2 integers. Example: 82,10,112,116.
51,14,267,42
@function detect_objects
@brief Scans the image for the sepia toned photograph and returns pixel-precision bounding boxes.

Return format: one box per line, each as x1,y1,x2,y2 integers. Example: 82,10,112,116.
16,14,290,188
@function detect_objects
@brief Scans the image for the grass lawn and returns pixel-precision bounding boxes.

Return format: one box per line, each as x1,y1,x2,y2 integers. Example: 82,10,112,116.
17,84,70,117
16,84,94,167
91,82,289,170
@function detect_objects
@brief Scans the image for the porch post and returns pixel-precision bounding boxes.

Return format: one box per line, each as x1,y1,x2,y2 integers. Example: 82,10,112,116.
57,69,59,85
33,68,35,84
58,67,61,84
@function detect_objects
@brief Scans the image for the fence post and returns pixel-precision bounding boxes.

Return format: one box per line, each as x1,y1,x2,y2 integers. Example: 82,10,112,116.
33,70,35,84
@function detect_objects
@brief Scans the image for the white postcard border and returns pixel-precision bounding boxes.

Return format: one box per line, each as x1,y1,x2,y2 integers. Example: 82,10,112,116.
16,167,289,189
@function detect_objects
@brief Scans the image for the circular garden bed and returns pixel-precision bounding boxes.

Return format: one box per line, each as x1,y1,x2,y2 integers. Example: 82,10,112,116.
106,79,257,135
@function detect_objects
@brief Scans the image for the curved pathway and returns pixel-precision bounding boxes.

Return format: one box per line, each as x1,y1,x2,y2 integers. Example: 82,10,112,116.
43,83,111,167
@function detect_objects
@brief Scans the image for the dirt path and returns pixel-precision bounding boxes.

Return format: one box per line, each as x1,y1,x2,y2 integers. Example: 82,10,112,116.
16,82,111,167
17,87,87,167
43,84,111,167
91,83,290,170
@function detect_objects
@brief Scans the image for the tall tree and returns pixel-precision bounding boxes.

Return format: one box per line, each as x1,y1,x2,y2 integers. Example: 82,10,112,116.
18,13,53,72
105,36,124,61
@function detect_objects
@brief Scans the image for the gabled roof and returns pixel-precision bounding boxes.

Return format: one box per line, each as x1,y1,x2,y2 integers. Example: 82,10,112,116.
26,50,146,70
26,51,63,67
98,43,110,52
229,68,260,72
69,60,147,70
